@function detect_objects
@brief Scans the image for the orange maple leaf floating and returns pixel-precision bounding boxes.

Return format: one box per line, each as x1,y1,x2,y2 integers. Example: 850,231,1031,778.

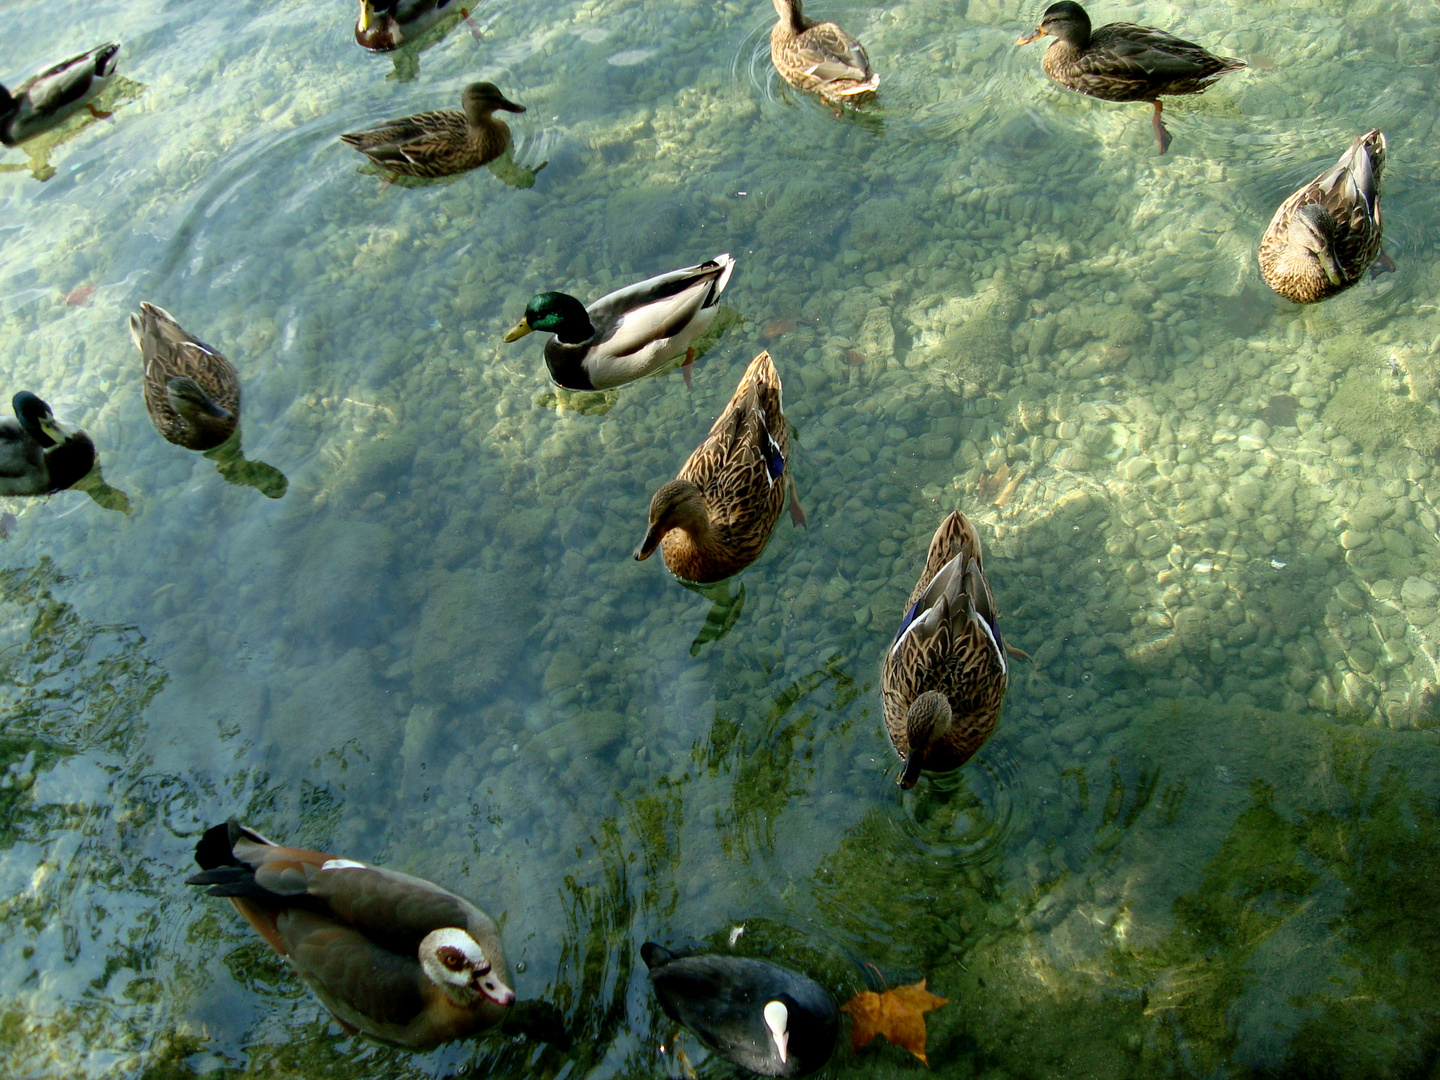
842,978,949,1065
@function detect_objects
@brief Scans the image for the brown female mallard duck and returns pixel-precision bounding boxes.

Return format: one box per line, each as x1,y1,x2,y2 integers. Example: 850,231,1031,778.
634,350,806,584
130,303,239,451
355,0,467,51
881,511,1017,789
341,82,525,179
1259,130,1385,305
1017,1,1244,153
770,0,878,105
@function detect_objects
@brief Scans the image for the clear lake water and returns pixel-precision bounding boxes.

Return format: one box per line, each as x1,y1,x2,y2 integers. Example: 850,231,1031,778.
2,0,1440,1076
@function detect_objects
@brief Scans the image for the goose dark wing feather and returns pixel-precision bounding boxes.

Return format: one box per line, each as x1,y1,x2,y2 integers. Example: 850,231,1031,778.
281,910,429,1029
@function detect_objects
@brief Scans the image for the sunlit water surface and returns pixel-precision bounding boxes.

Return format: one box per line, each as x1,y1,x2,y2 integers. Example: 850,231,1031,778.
3,0,1440,1076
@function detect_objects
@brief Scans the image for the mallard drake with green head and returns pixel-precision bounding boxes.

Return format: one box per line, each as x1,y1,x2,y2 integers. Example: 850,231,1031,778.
187,820,513,1049
1,43,119,147
504,255,736,391
1017,1,1244,153
770,0,878,104
1259,130,1385,305
341,83,526,179
881,511,1014,789
0,392,96,496
355,0,466,51
635,350,806,584
131,303,239,451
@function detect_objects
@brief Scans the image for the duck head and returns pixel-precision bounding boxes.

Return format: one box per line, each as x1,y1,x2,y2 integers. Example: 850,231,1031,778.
763,998,790,1065
420,928,515,1008
900,691,953,789
462,82,526,125
355,0,400,48
503,292,594,345
634,479,709,561
92,44,121,79
12,391,68,447
1289,204,1343,286
1017,1,1091,47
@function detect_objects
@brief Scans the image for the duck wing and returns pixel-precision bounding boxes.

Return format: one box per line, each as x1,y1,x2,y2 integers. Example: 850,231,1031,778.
588,256,734,358
795,23,872,84
1080,24,1231,84
281,907,431,1031
1313,129,1383,226
341,108,465,165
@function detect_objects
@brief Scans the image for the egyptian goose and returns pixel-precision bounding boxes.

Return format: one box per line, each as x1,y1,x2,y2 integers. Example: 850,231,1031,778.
187,820,514,1049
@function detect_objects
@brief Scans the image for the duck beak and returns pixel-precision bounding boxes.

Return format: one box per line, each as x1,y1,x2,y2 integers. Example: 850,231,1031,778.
1318,250,1343,287
503,318,534,343
477,972,516,1006
497,96,526,114
898,754,925,790
634,524,664,561
358,0,373,32
39,416,71,444
1016,27,1047,44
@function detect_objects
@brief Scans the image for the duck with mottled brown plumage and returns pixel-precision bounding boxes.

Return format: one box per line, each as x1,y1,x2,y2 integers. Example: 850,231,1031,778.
341,83,527,179
1259,130,1386,305
882,511,1022,789
1017,1,1244,153
770,0,877,106
635,350,806,584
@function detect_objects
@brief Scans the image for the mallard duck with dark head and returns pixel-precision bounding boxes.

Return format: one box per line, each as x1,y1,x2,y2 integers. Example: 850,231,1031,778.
1259,130,1385,304
1017,1,1244,153
1,43,119,147
770,0,878,106
881,511,1019,788
0,392,96,496
342,82,526,179
505,255,735,391
355,0,467,51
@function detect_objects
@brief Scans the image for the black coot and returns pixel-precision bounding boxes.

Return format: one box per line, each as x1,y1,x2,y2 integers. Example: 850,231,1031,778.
642,942,838,1077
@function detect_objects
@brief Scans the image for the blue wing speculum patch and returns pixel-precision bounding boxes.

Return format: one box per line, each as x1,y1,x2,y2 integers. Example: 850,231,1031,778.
761,422,786,482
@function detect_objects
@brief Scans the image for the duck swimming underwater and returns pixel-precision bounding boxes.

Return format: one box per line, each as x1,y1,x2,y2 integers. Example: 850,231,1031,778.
1017,1,1244,153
